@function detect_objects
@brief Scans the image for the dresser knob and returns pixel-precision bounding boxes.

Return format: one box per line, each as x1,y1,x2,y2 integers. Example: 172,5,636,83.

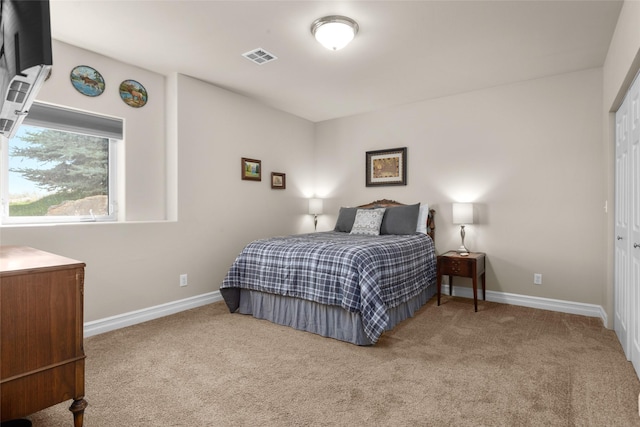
634,243,640,249
617,236,623,240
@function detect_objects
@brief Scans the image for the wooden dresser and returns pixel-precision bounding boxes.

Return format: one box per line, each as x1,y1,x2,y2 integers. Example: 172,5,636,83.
0,246,87,427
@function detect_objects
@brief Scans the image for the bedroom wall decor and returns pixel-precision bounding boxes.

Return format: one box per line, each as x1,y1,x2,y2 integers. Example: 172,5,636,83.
70,65,105,97
365,147,407,187
241,157,262,181
119,79,148,108
271,172,286,189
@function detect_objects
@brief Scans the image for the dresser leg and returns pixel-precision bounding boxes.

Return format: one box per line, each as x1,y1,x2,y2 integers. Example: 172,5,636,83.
69,398,88,427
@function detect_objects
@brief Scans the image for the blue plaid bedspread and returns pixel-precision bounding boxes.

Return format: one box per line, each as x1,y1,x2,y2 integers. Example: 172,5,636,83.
221,231,436,343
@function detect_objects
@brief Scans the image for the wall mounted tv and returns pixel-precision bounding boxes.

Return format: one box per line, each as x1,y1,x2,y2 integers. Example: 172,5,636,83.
0,0,53,139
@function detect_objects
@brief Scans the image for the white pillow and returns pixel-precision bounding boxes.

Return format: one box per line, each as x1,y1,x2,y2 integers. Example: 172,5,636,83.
350,208,386,236
416,203,429,234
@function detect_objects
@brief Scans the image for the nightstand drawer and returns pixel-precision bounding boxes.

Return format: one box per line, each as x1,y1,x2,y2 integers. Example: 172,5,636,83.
440,257,471,276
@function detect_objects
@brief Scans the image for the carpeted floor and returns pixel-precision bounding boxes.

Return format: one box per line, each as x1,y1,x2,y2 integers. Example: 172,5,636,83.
26,296,640,426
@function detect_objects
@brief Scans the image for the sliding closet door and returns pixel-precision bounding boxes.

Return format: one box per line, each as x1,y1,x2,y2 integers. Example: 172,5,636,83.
615,96,630,357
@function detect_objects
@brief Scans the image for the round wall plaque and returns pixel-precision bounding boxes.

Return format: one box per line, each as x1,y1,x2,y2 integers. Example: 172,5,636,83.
70,65,105,97
119,79,148,108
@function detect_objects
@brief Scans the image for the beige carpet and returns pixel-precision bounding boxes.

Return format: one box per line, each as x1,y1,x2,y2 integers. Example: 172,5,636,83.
27,296,640,426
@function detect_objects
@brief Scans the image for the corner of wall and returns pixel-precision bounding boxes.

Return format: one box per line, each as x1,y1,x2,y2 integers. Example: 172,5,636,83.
165,73,179,221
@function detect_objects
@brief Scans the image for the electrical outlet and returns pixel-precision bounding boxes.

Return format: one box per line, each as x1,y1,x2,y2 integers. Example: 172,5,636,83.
534,273,542,285
179,274,188,287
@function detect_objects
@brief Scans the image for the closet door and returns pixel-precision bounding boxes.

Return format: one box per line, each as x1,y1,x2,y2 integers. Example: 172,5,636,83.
630,84,640,375
615,96,630,358
615,72,640,378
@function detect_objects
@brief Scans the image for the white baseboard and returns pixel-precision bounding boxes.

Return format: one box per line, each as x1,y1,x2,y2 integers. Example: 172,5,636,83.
84,287,609,338
442,284,608,326
84,291,223,337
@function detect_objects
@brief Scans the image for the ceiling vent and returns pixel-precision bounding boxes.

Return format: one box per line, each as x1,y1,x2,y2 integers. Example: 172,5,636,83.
242,48,278,65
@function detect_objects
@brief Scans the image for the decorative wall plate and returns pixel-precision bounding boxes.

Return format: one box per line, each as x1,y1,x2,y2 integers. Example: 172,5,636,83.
70,65,105,97
119,79,148,108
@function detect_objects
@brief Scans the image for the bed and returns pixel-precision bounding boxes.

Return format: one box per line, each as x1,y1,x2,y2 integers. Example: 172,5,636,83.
220,199,437,345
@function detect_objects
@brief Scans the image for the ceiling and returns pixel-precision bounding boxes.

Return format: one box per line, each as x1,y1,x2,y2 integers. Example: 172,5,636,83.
49,1,623,123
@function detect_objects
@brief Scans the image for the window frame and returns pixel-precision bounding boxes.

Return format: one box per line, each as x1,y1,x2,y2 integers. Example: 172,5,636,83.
0,102,122,225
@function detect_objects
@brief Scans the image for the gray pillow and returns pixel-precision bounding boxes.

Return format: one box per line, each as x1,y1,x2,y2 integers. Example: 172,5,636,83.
380,203,420,235
334,207,358,232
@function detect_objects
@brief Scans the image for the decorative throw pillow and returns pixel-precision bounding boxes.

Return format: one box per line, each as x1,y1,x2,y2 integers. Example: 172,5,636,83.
380,203,420,235
350,208,386,236
334,207,359,232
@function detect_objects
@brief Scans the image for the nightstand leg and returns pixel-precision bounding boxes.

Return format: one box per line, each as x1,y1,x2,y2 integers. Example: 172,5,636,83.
437,272,441,306
472,264,478,312
482,272,486,301
449,276,453,296
473,277,478,312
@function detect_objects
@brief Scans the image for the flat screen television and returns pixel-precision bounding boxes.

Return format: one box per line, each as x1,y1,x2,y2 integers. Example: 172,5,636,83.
0,0,53,139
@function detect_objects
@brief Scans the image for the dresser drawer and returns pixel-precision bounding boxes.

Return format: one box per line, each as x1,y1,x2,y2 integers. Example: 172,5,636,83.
440,257,471,276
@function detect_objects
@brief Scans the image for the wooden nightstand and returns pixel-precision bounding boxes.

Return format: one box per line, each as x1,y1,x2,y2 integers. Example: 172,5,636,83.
437,251,486,312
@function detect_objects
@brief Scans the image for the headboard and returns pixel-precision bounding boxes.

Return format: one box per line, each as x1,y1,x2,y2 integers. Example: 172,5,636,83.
357,199,435,241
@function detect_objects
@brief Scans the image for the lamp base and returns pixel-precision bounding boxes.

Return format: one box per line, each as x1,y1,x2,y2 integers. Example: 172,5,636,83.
457,225,469,254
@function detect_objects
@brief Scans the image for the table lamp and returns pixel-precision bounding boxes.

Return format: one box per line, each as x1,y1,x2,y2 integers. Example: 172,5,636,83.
452,203,474,253
309,198,323,231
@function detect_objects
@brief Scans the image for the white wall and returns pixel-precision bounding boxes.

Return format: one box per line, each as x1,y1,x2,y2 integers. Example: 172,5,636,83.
315,69,606,306
0,42,316,322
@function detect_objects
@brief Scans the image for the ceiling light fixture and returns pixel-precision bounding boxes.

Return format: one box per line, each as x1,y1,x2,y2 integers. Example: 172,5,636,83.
311,15,359,51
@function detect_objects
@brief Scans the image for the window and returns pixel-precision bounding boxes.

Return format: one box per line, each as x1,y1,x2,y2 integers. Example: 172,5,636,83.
1,102,122,224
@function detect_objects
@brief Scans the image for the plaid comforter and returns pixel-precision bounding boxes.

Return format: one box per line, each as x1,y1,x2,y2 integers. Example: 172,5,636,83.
221,231,436,343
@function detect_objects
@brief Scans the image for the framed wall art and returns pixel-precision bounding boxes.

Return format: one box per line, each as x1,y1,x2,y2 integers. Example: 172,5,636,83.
70,65,105,97
241,157,262,181
271,172,286,189
365,147,407,187
119,79,148,108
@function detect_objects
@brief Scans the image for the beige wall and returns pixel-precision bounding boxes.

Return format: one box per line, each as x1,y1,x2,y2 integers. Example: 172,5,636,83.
0,43,316,322
39,41,168,221
4,1,638,327
602,0,640,327
315,68,606,306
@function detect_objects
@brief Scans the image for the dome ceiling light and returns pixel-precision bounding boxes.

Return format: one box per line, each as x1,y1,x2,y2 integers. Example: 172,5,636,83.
310,15,359,51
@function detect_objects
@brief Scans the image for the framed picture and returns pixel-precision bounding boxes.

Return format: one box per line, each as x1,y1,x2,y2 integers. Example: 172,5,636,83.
366,147,407,187
70,65,105,97
271,172,286,189
119,79,148,108
241,157,262,181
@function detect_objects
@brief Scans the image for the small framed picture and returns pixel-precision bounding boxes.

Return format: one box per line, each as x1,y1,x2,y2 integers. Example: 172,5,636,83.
366,147,407,187
271,172,286,189
241,157,261,181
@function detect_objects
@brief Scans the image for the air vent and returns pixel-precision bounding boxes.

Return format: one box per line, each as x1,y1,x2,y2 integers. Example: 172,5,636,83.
0,118,14,134
7,80,30,103
242,48,278,65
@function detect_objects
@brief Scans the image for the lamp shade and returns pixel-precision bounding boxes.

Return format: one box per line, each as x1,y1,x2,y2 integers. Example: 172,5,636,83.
309,198,323,215
452,203,474,225
311,16,359,51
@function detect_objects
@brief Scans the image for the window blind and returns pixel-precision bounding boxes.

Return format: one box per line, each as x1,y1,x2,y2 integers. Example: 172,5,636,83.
24,102,123,140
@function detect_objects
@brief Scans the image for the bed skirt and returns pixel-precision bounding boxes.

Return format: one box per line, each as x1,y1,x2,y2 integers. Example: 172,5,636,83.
236,282,436,345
